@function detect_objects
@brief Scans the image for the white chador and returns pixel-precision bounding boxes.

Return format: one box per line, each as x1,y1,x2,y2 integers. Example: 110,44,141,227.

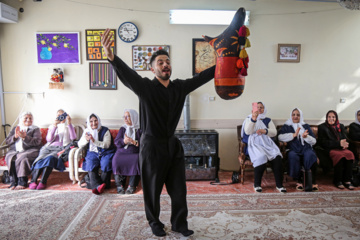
241,104,282,168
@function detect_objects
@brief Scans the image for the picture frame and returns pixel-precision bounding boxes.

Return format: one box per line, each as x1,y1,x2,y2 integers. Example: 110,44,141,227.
89,63,117,90
85,29,116,60
277,44,301,63
132,45,170,71
192,38,217,76
36,32,81,64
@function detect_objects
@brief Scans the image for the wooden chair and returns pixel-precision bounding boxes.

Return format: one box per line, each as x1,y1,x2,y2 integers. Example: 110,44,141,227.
237,125,270,184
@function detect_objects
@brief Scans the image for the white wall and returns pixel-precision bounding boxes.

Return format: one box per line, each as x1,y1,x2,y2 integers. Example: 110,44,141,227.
0,0,359,170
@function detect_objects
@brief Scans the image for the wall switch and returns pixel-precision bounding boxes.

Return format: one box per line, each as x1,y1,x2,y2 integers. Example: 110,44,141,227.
209,96,215,101
340,98,346,103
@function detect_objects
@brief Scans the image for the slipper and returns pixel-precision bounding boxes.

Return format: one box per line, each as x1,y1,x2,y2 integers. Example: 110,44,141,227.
36,182,46,190
335,182,345,189
92,188,99,195
29,182,38,190
296,183,304,191
9,183,17,190
15,185,26,190
97,183,106,194
254,186,262,193
276,187,287,193
344,182,355,190
312,184,319,191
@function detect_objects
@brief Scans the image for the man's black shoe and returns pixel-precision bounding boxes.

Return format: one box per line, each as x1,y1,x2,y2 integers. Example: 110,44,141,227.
151,224,166,237
172,228,194,237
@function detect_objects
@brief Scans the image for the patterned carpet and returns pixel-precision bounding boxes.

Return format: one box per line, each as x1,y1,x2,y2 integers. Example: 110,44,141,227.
0,190,360,240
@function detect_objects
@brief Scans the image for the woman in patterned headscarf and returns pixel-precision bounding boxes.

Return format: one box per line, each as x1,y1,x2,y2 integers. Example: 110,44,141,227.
241,102,286,193
78,113,115,194
112,109,142,194
278,108,318,191
318,110,355,190
5,112,42,190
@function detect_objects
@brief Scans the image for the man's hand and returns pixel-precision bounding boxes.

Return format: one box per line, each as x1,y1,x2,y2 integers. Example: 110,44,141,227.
100,28,115,61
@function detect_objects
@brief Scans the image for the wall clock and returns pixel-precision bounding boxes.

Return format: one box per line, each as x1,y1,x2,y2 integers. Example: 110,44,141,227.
118,22,139,43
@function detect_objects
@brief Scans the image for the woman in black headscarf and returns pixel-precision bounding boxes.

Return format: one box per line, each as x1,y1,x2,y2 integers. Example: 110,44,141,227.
318,110,355,190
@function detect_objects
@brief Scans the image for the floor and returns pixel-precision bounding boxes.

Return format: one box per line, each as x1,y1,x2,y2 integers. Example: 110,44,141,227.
1,169,358,194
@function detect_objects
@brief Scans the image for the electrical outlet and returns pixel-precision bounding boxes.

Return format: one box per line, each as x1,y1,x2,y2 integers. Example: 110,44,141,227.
340,98,346,103
209,96,215,101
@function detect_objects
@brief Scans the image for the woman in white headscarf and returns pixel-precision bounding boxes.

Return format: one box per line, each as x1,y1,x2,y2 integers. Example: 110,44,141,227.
112,109,142,194
29,109,76,190
5,112,42,190
78,113,115,195
241,102,286,193
278,108,318,191
349,109,360,141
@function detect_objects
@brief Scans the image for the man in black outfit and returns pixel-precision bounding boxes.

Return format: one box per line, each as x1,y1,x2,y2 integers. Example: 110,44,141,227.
101,28,215,237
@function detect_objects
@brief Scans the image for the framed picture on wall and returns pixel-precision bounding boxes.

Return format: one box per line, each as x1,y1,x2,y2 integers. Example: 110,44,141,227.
89,63,117,90
86,29,116,60
132,45,170,71
277,44,301,63
36,32,81,64
192,38,217,76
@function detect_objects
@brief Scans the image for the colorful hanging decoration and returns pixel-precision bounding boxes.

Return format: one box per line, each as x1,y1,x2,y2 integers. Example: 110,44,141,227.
203,7,251,100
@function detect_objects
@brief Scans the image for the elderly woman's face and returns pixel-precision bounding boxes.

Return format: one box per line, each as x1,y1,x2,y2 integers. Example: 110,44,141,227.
22,114,33,126
292,109,300,123
327,112,336,125
257,103,264,114
89,116,98,130
357,111,360,122
124,111,132,126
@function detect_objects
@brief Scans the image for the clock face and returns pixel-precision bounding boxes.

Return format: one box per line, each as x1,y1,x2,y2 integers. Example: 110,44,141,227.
118,22,139,43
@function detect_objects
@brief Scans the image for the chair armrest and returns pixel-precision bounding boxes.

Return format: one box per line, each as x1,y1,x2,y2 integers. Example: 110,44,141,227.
238,141,247,165
0,145,10,157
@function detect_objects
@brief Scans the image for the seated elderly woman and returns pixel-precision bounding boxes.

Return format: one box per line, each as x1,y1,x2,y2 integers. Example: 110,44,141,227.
241,102,286,193
29,109,76,190
349,109,360,141
5,112,42,190
112,109,142,194
78,113,115,195
278,108,318,191
318,110,355,190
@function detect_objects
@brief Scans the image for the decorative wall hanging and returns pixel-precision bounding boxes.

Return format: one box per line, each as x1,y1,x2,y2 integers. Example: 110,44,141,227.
203,7,250,100
89,63,117,90
86,29,116,60
49,67,64,89
36,32,80,64
277,44,301,63
192,38,217,76
132,45,170,71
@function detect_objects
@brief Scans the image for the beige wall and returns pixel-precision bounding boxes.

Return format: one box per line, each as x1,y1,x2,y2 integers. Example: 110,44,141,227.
0,0,359,170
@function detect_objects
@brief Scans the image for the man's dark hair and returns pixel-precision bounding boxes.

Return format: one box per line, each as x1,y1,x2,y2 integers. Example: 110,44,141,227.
149,49,169,66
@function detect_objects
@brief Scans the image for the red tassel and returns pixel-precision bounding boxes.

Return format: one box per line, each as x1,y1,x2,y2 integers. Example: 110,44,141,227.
236,59,244,69
239,26,247,37
244,56,249,63
241,68,248,76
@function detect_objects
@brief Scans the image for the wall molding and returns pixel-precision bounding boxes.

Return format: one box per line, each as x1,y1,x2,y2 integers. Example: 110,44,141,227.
69,118,355,130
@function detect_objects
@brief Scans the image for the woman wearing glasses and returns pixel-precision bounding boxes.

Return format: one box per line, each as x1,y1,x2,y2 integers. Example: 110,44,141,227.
112,109,142,194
